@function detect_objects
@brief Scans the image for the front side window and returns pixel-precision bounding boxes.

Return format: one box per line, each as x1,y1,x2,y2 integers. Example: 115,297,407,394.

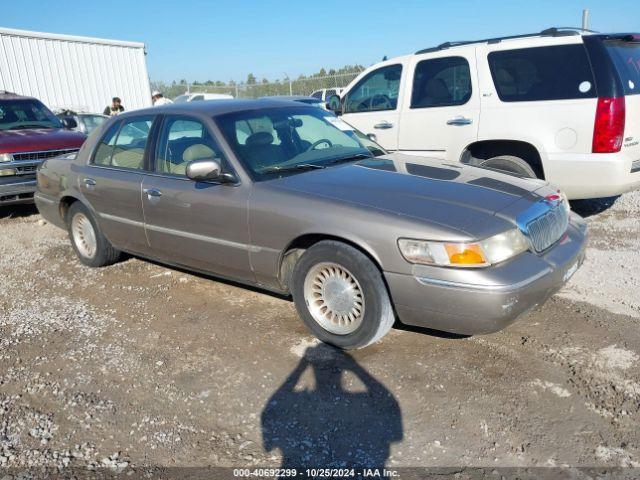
488,44,596,102
216,106,372,180
344,64,402,113
155,116,225,176
411,56,472,108
310,91,323,99
0,99,63,131
190,95,205,102
93,116,154,170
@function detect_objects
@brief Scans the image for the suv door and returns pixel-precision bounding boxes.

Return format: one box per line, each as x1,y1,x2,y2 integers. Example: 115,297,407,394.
341,63,405,150
77,115,156,254
397,53,479,159
142,115,253,281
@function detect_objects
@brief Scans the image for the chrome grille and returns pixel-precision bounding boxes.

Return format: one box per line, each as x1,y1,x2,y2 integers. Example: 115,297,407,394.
12,148,79,161
524,204,569,253
15,165,38,175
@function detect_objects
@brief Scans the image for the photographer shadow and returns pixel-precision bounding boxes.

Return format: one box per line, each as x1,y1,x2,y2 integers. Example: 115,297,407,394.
261,343,402,470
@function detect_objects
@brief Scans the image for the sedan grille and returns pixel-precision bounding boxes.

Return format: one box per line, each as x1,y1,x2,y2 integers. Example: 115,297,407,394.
523,204,569,253
12,148,79,161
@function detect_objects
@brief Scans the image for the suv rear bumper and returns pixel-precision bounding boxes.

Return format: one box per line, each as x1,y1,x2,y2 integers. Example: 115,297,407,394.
384,214,587,335
0,176,36,205
544,152,640,199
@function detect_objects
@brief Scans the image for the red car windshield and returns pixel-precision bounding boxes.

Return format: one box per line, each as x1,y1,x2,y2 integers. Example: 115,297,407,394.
0,99,64,131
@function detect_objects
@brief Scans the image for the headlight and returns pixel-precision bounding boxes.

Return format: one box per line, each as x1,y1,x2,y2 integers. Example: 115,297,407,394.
0,153,13,163
398,229,529,268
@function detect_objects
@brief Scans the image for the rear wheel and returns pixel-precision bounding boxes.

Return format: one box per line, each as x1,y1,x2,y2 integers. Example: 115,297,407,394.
291,241,394,349
67,202,121,267
478,154,538,178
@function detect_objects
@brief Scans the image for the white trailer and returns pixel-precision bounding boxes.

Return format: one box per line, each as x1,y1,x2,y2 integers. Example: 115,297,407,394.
0,27,152,114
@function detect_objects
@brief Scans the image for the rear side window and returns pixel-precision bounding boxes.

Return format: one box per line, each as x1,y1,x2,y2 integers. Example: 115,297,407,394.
411,56,472,108
488,45,596,102
604,40,640,95
92,116,154,170
93,122,120,166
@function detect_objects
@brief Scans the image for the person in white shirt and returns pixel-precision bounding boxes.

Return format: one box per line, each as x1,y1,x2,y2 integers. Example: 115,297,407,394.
152,91,173,106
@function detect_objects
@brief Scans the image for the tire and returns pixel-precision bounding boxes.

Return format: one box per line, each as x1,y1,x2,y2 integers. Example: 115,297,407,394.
67,202,121,267
291,240,394,349
478,155,538,178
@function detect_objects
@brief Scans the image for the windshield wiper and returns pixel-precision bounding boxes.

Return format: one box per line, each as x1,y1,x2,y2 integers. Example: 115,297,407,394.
324,153,372,166
261,164,326,175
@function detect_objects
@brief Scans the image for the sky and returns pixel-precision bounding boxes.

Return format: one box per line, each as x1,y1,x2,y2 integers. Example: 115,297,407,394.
1,0,639,83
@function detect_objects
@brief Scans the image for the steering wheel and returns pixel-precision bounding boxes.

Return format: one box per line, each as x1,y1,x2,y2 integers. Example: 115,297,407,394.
370,94,392,110
307,139,333,151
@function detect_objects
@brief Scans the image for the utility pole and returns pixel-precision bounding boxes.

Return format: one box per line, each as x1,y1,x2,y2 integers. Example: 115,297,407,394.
582,9,589,31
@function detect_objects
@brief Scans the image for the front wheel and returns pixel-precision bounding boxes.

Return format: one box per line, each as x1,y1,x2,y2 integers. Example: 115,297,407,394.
291,241,394,349
67,202,121,267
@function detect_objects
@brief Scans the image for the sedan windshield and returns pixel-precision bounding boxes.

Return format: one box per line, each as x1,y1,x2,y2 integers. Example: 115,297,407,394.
215,106,372,180
0,99,64,130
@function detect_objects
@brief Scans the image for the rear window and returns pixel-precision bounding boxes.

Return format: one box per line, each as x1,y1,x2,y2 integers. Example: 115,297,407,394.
603,39,640,95
488,45,596,102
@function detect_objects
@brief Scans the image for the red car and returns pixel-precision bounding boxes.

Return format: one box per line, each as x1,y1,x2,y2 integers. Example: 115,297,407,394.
0,91,86,205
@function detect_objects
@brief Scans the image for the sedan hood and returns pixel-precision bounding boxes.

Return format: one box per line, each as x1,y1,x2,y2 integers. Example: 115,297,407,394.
269,153,553,238
0,128,86,154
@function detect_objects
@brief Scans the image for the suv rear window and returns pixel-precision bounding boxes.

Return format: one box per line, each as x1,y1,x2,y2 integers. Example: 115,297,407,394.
603,39,640,95
488,45,596,102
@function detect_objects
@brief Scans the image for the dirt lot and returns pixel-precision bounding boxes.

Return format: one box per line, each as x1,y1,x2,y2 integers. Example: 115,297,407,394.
0,191,639,475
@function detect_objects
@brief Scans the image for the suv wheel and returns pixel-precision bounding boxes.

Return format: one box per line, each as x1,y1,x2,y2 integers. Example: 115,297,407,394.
291,241,394,349
479,155,538,178
67,202,121,267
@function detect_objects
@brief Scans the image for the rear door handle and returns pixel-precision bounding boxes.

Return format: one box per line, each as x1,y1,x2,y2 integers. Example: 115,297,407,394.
446,117,473,126
373,121,394,130
83,178,96,188
143,188,162,198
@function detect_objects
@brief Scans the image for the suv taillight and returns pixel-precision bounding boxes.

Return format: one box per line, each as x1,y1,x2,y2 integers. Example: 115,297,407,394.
592,97,626,153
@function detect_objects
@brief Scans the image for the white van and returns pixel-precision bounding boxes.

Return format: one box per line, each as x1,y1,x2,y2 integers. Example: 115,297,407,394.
331,29,640,199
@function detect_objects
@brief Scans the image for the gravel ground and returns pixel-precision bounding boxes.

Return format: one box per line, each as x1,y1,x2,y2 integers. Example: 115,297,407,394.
0,191,639,476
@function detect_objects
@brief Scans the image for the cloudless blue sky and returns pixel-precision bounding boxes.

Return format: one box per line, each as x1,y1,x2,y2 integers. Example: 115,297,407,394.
2,0,638,83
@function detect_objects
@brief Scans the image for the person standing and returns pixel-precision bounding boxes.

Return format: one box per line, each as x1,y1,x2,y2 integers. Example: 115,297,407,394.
152,91,173,106
103,97,125,116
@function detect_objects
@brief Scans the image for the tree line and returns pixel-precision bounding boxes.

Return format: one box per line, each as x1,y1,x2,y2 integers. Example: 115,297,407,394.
150,65,365,99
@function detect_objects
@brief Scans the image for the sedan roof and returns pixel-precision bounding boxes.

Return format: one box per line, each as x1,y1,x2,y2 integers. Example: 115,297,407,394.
122,98,313,118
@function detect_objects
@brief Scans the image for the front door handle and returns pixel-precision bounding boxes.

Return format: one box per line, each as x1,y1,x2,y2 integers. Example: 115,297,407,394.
143,188,162,198
373,121,394,130
83,178,96,188
446,117,473,126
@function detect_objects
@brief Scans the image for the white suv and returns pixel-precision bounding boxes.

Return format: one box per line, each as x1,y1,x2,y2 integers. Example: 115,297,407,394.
331,29,640,199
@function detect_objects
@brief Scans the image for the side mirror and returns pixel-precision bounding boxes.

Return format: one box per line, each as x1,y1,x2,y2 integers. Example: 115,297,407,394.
185,159,236,183
326,94,342,115
61,117,77,129
186,159,221,181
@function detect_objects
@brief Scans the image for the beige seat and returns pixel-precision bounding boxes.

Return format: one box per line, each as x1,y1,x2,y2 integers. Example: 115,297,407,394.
168,143,216,175
112,147,144,169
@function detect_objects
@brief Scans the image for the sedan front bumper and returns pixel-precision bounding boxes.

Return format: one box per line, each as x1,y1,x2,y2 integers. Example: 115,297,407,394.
385,214,588,335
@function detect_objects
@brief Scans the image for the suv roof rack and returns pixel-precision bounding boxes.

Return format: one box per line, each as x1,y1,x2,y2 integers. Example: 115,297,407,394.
415,27,597,54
